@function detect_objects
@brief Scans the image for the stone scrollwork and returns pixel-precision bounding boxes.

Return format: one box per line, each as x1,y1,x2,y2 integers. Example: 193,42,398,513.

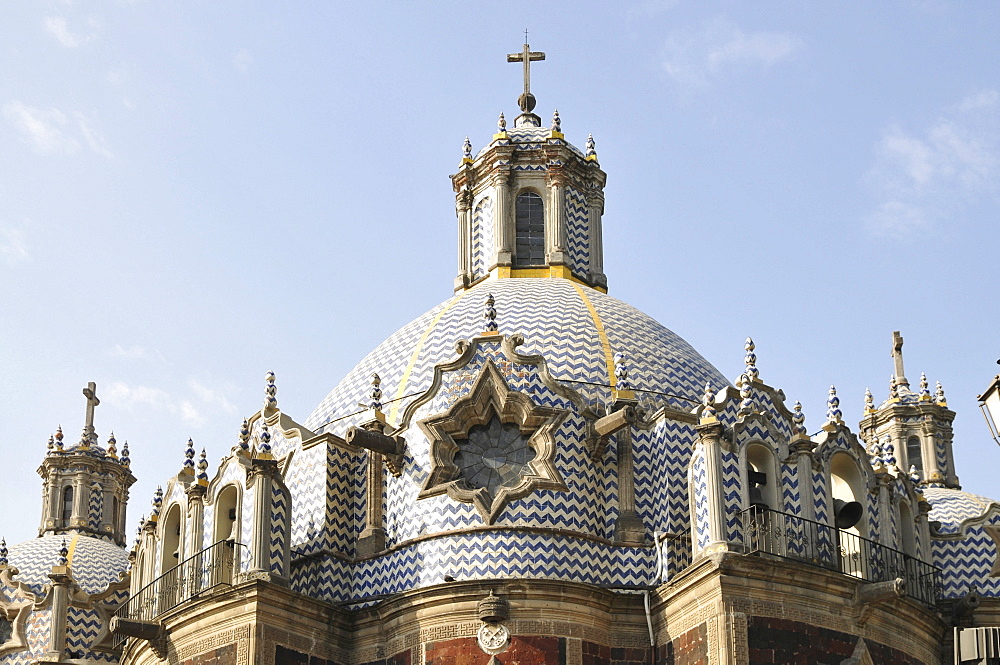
418,357,567,524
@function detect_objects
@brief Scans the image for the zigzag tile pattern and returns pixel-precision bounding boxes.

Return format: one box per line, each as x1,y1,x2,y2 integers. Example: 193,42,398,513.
931,513,1000,599
690,449,709,550
270,484,289,576
645,419,695,537
471,197,493,280
240,485,255,572
781,465,800,516
65,606,102,657
812,471,834,566
5,534,128,596
23,608,51,665
87,482,103,532
721,451,742,542
564,186,590,279
924,487,999,535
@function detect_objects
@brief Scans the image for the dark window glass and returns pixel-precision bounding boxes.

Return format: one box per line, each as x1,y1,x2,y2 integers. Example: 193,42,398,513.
514,192,545,267
62,486,73,522
454,416,535,496
906,436,923,473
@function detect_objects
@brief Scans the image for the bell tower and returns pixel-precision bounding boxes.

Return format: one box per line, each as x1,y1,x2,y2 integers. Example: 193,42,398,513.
451,41,608,292
37,382,136,546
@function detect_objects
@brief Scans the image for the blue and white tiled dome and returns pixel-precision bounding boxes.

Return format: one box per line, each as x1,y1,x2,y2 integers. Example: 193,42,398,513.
924,487,999,535
306,279,728,437
5,534,128,596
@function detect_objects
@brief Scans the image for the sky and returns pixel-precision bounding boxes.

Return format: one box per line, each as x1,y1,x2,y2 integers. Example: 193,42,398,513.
2,2,999,545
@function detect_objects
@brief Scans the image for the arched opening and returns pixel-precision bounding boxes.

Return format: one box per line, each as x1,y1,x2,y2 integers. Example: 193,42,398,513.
746,444,779,511
62,486,73,524
906,436,923,474
831,452,867,577
513,191,545,267
899,500,916,556
213,485,240,585
160,504,182,575
214,486,240,544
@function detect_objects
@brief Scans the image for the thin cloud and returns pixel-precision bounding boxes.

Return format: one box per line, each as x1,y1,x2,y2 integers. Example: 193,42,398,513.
44,16,96,48
111,344,149,360
3,101,112,157
0,220,30,265
3,101,75,153
105,379,238,429
661,18,801,88
865,90,998,237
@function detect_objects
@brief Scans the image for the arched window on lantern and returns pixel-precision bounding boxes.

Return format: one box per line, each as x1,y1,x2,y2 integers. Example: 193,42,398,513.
514,191,545,267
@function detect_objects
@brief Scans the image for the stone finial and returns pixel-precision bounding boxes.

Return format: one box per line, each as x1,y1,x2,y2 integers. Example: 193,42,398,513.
47,434,55,453
585,133,597,159
0,538,7,566
182,437,196,475
55,426,64,451
239,418,251,452
826,385,843,424
909,464,923,488
463,136,473,161
792,401,807,437
744,337,759,383
551,109,561,133
197,449,209,486
883,438,896,467
889,375,899,401
868,436,883,468
700,383,717,423
56,539,68,567
150,487,163,522
478,590,510,623
864,387,875,415
935,381,947,407
498,112,507,133
120,441,130,467
369,373,383,411
265,371,278,410
919,372,931,401
738,374,754,414
258,422,272,456
484,293,498,332
614,351,633,391
106,432,117,458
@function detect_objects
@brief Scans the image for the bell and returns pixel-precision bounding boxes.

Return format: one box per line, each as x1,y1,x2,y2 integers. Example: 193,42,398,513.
834,498,863,529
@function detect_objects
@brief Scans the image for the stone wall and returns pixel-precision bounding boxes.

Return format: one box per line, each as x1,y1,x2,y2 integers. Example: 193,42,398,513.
746,617,928,665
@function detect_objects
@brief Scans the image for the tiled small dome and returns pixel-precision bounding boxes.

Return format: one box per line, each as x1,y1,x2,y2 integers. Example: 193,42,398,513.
5,533,128,596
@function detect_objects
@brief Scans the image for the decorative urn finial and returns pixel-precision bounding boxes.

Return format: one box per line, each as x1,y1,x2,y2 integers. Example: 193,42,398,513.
56,539,68,567
551,109,561,133
919,372,931,401
792,401,807,437
826,385,843,424
864,387,875,415
497,112,507,133
0,538,7,566
149,486,163,522
585,133,597,160
614,351,633,391
106,432,117,458
120,441,130,467
462,136,473,162
239,418,251,452
484,293,498,333
258,422,272,456
182,437,196,474
369,373,383,411
699,384,717,424
197,449,209,486
935,381,947,407
744,337,759,383
265,370,277,410
55,426,64,451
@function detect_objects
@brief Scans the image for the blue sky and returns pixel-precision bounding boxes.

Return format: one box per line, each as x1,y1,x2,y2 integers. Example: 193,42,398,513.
2,2,999,544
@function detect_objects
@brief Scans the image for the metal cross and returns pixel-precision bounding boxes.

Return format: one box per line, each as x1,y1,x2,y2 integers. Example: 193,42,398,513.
507,39,545,100
82,381,100,435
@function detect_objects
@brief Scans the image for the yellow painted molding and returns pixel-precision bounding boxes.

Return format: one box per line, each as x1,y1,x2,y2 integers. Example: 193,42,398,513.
480,330,501,337
549,131,565,140
571,282,616,390
586,154,598,162
492,132,508,141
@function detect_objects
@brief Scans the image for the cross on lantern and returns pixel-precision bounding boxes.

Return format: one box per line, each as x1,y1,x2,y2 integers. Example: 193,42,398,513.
507,38,545,112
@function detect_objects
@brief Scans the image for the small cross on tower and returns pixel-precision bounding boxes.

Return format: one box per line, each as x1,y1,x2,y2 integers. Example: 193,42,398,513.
82,381,100,443
891,331,909,388
507,37,545,113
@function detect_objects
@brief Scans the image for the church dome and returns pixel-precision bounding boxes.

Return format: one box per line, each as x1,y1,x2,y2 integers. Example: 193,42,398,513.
4,533,128,596
306,278,728,437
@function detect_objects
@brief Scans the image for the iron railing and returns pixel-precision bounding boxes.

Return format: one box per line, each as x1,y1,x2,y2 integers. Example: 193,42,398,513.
112,540,240,647
738,506,939,605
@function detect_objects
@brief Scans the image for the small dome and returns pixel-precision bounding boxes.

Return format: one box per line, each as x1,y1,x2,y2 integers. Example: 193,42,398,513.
924,486,999,535
5,533,128,596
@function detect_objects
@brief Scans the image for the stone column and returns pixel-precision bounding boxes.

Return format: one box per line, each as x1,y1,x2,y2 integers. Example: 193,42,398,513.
692,420,734,555
545,171,566,265
455,191,472,288
875,473,893,544
493,173,512,266
613,423,646,545
247,459,282,579
919,419,944,486
70,476,86,528
44,564,72,662
789,440,816,522
915,498,932,562
185,485,206,558
357,450,387,556
101,488,114,535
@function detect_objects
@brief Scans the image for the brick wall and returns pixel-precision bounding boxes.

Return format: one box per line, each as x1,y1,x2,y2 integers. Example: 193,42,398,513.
747,616,927,665
425,636,562,665
274,645,411,665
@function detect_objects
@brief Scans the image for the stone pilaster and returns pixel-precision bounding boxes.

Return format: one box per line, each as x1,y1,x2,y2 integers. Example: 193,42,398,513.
185,484,207,558
789,438,816,522
455,190,472,289
586,188,606,287
493,172,512,266
247,460,278,577
612,418,646,545
43,565,72,663
692,420,736,555
545,170,566,265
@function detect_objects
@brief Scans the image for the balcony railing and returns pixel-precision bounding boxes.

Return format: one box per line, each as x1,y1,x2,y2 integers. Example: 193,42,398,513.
112,540,241,647
738,506,939,606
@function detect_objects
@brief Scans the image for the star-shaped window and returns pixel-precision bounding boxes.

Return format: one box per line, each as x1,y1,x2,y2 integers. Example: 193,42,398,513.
418,358,567,523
